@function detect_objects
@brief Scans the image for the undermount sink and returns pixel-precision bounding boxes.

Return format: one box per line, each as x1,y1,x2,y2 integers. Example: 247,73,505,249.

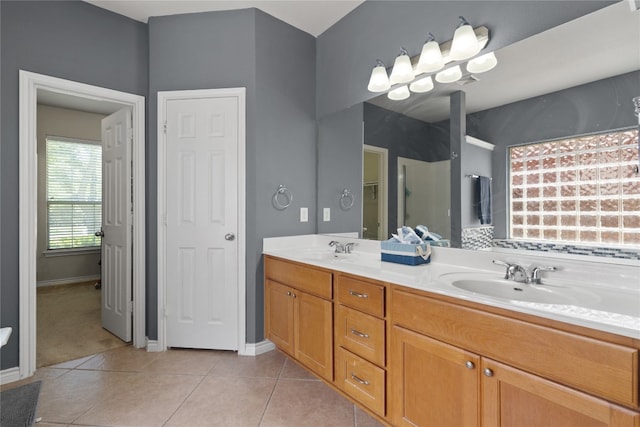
451,278,576,304
296,249,361,263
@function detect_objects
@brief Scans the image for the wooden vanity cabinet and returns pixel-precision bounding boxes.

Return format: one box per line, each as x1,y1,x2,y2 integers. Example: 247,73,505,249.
389,286,640,427
264,256,333,381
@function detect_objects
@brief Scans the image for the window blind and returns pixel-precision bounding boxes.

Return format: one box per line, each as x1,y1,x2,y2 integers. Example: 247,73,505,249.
46,137,102,250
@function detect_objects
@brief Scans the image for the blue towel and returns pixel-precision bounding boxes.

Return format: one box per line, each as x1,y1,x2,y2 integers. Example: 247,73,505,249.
475,176,492,224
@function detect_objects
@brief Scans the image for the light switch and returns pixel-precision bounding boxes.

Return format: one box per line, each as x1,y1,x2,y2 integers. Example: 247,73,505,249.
300,207,308,222
323,208,331,222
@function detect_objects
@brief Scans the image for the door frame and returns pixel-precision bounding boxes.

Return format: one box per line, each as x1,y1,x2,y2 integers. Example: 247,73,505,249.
363,145,388,240
156,88,247,354
18,71,146,379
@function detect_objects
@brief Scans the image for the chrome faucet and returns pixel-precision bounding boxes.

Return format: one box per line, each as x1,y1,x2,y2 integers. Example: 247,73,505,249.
344,242,356,254
493,260,556,284
329,240,345,253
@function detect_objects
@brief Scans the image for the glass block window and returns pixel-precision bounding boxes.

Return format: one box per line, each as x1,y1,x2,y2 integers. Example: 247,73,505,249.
509,128,640,246
46,137,102,250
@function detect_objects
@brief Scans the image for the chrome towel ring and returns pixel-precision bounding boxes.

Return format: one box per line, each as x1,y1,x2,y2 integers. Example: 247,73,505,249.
340,188,355,210
273,184,293,210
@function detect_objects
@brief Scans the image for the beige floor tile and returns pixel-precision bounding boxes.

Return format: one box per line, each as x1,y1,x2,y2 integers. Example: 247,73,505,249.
208,349,286,378
355,405,386,427
260,379,355,427
279,357,321,381
0,367,69,392
76,345,160,372
48,354,96,369
37,369,132,424
73,372,202,426
166,376,276,426
141,348,228,375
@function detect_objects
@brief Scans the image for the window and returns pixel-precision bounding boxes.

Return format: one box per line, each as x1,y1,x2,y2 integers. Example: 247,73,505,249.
46,137,102,250
509,128,640,246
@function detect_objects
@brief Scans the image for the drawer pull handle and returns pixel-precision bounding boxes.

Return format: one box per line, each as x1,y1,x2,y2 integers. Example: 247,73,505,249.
350,328,369,339
349,290,368,299
465,361,475,370
351,373,369,386
483,368,494,377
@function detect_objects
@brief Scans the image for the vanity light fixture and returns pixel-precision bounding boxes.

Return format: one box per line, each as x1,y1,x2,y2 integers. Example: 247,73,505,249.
466,52,498,73
389,47,415,85
388,85,410,101
449,16,482,61
435,65,462,83
416,33,445,73
409,75,434,93
367,59,391,92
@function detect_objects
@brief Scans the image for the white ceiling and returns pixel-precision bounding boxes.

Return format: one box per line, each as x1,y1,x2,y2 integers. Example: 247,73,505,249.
369,1,640,122
83,0,364,37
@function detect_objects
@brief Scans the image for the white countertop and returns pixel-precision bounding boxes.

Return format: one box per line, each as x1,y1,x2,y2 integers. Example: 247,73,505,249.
264,235,640,339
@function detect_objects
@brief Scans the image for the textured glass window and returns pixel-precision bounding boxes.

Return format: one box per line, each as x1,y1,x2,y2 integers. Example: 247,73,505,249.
509,129,639,246
46,137,102,249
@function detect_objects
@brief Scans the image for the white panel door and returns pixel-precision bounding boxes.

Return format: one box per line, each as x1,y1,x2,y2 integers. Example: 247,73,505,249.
165,97,239,350
101,108,132,342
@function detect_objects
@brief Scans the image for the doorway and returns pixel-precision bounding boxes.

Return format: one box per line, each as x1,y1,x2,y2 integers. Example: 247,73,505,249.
362,145,388,240
18,71,146,380
157,88,247,354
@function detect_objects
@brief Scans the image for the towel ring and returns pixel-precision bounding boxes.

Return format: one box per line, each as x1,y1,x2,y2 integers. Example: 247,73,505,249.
339,188,355,210
273,184,293,210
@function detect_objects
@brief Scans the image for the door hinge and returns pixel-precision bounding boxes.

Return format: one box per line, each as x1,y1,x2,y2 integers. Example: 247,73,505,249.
128,128,134,142
128,300,134,314
163,122,167,134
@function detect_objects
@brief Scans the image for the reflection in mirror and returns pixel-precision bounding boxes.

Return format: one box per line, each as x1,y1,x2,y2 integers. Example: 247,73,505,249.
335,1,639,257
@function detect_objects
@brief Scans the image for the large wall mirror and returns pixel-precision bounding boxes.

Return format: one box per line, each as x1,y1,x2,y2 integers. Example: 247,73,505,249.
318,1,640,255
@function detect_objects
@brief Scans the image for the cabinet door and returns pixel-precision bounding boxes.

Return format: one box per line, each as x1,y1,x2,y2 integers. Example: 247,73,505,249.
265,280,295,355
390,326,480,427
295,291,333,381
482,359,640,427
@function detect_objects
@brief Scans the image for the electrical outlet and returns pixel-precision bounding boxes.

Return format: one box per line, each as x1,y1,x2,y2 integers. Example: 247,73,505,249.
323,208,331,222
300,207,308,222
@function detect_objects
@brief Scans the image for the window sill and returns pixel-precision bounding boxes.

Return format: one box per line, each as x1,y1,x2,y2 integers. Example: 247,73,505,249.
43,248,100,257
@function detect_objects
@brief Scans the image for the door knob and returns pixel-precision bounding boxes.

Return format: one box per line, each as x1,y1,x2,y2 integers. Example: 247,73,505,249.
224,233,235,241
95,230,104,237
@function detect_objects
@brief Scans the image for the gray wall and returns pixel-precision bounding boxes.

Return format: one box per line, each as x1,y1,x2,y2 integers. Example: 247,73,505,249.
317,104,363,235
316,1,614,118
1,0,148,370
467,70,640,238
148,8,316,343
363,103,449,235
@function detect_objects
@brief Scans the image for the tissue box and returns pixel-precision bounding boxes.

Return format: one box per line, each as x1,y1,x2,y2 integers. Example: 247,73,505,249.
425,239,450,247
381,240,431,266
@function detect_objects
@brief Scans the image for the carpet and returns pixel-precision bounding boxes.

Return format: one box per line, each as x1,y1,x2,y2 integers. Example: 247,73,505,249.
0,381,41,427
37,281,127,367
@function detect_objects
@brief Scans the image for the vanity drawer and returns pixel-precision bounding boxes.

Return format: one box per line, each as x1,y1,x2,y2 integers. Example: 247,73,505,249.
336,275,385,317
336,305,385,366
391,288,639,408
265,256,332,299
335,347,386,417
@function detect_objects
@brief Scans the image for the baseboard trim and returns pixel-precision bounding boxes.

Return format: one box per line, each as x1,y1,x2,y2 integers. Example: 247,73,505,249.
0,367,21,385
244,340,276,356
146,339,163,352
37,274,101,288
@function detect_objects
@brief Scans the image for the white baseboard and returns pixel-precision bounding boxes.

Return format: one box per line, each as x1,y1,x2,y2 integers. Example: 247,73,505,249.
243,340,276,356
146,339,163,352
0,367,21,385
37,274,101,288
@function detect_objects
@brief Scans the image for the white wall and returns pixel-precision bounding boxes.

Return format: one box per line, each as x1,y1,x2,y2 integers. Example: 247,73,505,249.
36,104,105,286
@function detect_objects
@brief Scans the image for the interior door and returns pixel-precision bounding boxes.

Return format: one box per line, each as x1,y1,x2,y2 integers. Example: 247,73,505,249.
165,96,239,350
100,108,132,342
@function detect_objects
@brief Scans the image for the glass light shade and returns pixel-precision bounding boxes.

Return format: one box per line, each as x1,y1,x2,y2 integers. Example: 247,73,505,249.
466,52,497,74
416,40,444,73
389,53,415,85
409,76,434,93
387,85,410,101
435,65,462,83
367,64,391,92
449,24,481,61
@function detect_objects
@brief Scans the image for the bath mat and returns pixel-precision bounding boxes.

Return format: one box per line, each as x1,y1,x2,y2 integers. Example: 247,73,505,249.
0,381,41,427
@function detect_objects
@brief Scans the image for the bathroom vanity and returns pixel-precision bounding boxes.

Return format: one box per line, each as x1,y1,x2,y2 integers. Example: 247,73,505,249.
263,235,640,427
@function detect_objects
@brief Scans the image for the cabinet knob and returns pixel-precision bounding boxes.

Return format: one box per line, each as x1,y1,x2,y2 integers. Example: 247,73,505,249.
465,361,475,370
287,291,292,296
483,368,494,377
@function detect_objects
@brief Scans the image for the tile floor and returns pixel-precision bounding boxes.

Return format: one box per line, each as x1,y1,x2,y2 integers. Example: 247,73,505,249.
2,346,385,427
